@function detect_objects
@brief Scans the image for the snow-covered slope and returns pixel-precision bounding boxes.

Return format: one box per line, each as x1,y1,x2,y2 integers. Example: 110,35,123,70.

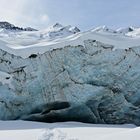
126,27,140,37
116,26,140,37
116,27,135,34
0,22,140,126
0,25,140,58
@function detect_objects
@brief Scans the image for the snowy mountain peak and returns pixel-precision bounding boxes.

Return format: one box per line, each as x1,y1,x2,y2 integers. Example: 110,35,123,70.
93,25,117,33
69,26,80,34
41,23,80,39
53,23,63,28
0,21,37,31
50,23,80,33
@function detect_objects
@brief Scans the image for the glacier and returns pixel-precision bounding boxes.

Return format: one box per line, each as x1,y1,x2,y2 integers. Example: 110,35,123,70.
0,22,140,125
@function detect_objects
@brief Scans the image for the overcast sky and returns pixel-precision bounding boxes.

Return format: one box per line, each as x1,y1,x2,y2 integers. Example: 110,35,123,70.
0,0,140,30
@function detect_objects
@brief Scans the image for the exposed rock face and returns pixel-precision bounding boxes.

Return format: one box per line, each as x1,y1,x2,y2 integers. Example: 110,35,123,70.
0,40,140,125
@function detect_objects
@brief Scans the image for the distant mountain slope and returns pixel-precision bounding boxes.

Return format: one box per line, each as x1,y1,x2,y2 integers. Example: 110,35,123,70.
93,25,140,37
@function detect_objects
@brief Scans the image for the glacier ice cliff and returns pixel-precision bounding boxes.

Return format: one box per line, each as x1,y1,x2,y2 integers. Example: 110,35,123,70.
0,40,140,125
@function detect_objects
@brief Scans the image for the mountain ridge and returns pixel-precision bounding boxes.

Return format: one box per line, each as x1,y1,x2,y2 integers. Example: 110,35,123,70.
0,21,38,31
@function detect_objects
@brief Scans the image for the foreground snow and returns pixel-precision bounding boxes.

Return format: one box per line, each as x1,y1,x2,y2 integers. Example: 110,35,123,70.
0,121,139,140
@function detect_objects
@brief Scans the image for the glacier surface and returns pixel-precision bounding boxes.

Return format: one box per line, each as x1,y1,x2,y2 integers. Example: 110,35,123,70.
0,23,140,125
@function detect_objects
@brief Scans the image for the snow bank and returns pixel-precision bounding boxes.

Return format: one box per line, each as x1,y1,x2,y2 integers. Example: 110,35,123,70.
0,121,138,140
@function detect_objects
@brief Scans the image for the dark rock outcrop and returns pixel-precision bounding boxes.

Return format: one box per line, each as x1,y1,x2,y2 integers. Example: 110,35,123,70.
0,21,37,31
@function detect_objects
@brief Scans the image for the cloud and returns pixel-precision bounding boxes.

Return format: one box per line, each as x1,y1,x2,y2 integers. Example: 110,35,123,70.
0,0,50,28
40,14,49,22
0,0,28,25
0,0,65,29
